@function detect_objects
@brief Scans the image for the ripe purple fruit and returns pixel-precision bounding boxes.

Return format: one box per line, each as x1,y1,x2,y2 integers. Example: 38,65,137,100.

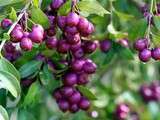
65,26,78,35
138,49,151,62
1,18,12,29
140,85,153,102
118,39,129,48
83,60,97,74
72,48,84,58
79,98,90,110
32,24,44,34
51,0,64,10
70,40,81,51
20,37,33,51
66,33,80,45
58,99,69,112
63,72,77,86
60,86,74,98
134,38,148,51
151,48,160,60
57,40,70,53
78,17,89,32
11,29,23,42
53,88,63,100
46,37,58,49
77,73,89,85
83,41,97,53
81,22,95,36
100,40,111,53
23,32,29,38
66,12,79,26
57,16,66,30
69,104,79,113
71,59,85,71
68,91,81,104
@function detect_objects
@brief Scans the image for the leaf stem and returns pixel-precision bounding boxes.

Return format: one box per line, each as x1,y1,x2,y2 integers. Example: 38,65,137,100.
0,1,31,52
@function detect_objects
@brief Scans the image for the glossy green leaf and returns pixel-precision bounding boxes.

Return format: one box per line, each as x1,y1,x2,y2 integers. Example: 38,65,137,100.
77,0,110,16
114,10,134,21
0,71,21,98
19,60,42,78
153,16,160,30
0,57,20,81
77,86,97,100
9,7,17,21
33,0,39,8
58,0,72,16
30,7,50,29
0,105,9,120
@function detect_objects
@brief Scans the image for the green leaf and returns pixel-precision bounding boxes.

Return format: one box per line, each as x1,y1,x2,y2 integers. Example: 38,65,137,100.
33,0,39,8
0,57,20,81
0,71,21,98
30,7,50,29
9,7,17,21
23,81,41,106
0,0,24,7
0,105,9,120
41,0,52,10
77,86,97,100
2,33,10,40
19,60,42,79
58,0,72,16
153,16,160,30
114,10,134,21
128,19,147,41
77,0,110,17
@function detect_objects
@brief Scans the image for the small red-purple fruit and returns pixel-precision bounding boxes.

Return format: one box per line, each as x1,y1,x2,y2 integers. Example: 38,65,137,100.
60,86,74,98
134,38,149,51
77,73,89,85
57,16,66,30
68,91,81,104
72,48,84,58
20,37,33,51
83,41,97,53
83,60,97,74
51,0,64,10
53,88,63,100
118,39,129,48
11,29,23,42
71,59,85,71
66,12,79,26
46,37,58,49
139,49,151,62
100,40,111,53
69,104,79,113
78,17,89,32
79,98,90,110
58,99,69,112
65,26,78,35
151,48,160,60
1,18,12,29
66,33,80,45
63,72,77,86
57,40,70,53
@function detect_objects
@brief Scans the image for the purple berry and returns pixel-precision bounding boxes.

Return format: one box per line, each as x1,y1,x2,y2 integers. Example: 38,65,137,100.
65,26,78,35
46,37,58,49
79,98,90,110
23,32,29,38
63,72,77,86
69,104,79,113
134,38,149,51
100,40,111,52
20,37,33,51
57,40,70,53
32,24,44,34
72,48,84,58
77,73,89,85
118,39,129,48
51,0,64,10
140,85,153,102
83,41,97,53
78,17,89,32
71,59,85,72
66,33,80,45
68,91,81,104
66,12,79,26
53,88,63,100
58,99,69,112
139,49,151,62
47,27,56,36
4,42,15,53
81,22,94,36
60,86,74,97
151,48,160,60
57,16,66,30
1,18,12,29
70,40,81,51
83,60,97,74
11,29,23,42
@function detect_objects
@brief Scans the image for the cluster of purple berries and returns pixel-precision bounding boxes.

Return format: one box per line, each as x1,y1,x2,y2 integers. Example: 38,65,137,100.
140,81,160,102
53,86,90,113
134,38,160,62
1,18,44,51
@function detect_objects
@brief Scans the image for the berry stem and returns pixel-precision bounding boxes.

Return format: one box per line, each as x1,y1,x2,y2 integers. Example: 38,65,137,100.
0,1,31,52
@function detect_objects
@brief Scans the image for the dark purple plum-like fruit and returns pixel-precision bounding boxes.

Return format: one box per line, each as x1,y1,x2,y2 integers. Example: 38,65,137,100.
77,73,89,85
134,38,149,51
60,86,74,98
83,60,97,74
57,99,69,112
68,91,81,104
118,39,129,48
50,0,64,10
47,27,56,36
83,41,97,53
70,40,81,51
11,29,23,42
57,16,66,30
23,32,29,38
1,18,12,29
46,37,58,49
63,72,77,86
4,42,15,53
151,48,160,60
66,33,80,45
71,59,85,71
78,97,90,110
53,88,63,100
81,22,95,36
20,37,33,51
69,104,79,113
72,48,84,58
32,24,44,34
57,40,70,53
65,26,78,35
138,49,151,62
66,12,79,26
100,40,111,53
78,17,89,32
140,85,153,102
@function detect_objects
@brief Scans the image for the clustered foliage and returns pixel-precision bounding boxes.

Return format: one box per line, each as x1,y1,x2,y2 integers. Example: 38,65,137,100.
0,0,160,120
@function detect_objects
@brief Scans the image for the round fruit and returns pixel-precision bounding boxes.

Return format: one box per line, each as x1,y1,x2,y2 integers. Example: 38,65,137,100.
20,37,33,51
63,72,77,86
134,38,148,51
1,18,12,29
58,99,69,112
68,91,81,104
138,49,151,62
79,98,90,110
100,40,111,52
46,37,58,49
11,29,23,42
66,12,79,26
151,48,160,60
